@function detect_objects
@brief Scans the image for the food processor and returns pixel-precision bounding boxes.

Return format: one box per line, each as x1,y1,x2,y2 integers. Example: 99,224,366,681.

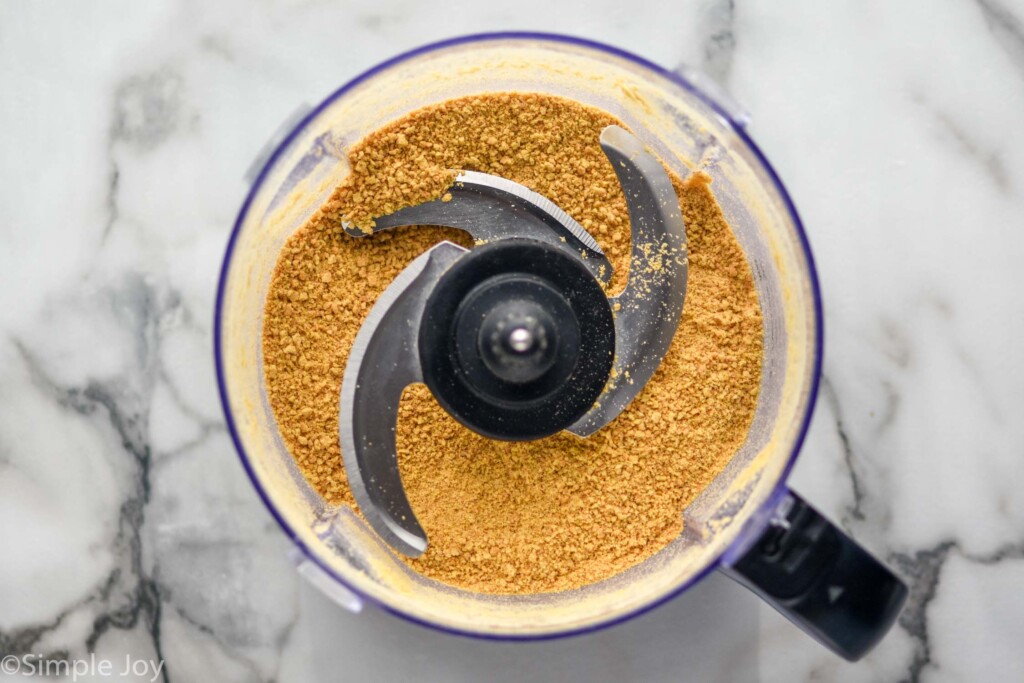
216,33,907,661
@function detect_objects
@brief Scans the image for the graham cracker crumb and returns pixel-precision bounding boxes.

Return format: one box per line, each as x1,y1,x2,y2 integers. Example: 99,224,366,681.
262,93,763,594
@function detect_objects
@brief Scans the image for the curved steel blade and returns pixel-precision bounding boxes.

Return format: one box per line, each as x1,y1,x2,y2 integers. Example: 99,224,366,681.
568,126,688,437
339,240,469,557
343,171,612,286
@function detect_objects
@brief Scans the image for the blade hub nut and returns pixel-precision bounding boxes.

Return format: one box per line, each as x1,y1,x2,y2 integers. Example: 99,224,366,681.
478,301,558,384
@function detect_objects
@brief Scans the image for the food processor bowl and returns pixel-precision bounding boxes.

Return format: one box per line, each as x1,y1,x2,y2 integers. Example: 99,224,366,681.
216,33,905,659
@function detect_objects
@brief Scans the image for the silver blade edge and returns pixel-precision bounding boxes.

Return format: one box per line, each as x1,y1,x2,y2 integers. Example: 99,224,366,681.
342,171,613,285
567,125,689,437
339,240,469,556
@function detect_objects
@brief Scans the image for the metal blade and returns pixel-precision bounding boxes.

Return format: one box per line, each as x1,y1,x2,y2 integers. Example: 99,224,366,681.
567,126,688,437
339,240,469,557
343,171,613,286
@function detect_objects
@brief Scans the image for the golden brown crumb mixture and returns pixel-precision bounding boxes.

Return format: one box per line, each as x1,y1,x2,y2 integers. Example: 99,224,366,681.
262,93,763,594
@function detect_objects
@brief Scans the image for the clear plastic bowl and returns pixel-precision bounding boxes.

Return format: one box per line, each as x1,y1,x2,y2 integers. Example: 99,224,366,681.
215,32,822,639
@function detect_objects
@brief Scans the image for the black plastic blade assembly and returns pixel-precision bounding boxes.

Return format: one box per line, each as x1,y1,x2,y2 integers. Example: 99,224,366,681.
418,239,615,441
338,125,688,556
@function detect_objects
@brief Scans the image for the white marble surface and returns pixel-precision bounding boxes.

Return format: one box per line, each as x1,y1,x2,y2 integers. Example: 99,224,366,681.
1,0,1022,681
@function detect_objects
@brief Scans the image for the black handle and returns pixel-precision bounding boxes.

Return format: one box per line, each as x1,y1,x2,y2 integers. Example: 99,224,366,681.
720,490,907,661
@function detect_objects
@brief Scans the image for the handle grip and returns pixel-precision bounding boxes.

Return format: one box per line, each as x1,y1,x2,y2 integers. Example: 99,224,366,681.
720,490,907,661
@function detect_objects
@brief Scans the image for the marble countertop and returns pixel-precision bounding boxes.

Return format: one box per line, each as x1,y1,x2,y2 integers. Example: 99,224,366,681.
2,0,1022,681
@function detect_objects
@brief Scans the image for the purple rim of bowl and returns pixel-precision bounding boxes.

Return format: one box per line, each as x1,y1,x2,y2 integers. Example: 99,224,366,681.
214,31,824,641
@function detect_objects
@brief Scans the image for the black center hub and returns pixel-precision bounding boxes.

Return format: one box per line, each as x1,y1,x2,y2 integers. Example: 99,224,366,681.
419,239,615,440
